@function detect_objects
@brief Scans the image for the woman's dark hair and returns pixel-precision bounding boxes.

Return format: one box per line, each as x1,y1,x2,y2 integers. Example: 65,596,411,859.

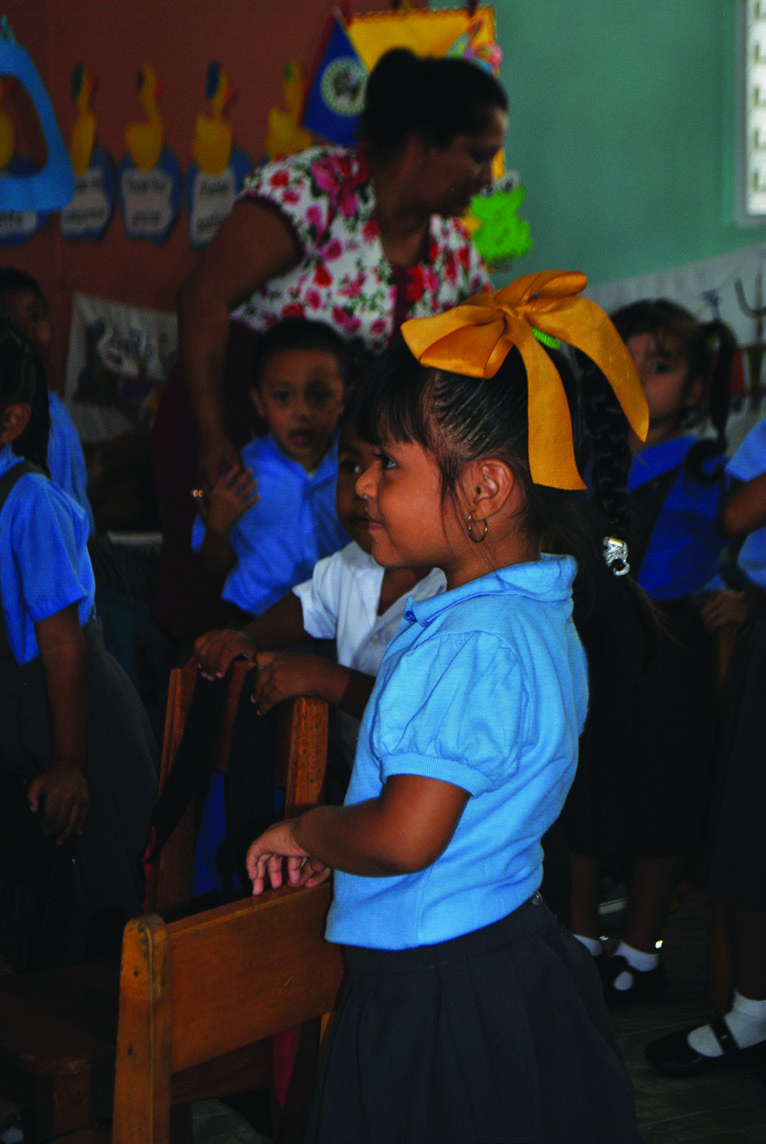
252,318,351,390
0,266,46,303
611,298,736,481
354,338,631,556
359,48,507,152
0,320,50,472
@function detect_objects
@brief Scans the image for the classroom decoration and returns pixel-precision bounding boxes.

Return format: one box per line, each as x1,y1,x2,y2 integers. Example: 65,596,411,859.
118,66,180,244
65,291,177,443
184,62,252,249
400,270,648,491
0,18,74,244
303,6,499,147
61,64,115,242
466,171,533,268
265,59,315,160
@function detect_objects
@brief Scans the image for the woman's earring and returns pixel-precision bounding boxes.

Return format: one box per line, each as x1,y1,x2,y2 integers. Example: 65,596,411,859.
466,514,488,543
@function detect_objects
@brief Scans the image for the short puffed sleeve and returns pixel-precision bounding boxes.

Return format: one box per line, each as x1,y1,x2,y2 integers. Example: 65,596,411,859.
292,551,342,641
728,420,766,482
239,147,361,258
368,631,525,796
4,475,93,624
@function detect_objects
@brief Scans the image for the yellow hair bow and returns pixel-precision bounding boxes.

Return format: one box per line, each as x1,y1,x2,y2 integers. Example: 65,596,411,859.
400,269,648,490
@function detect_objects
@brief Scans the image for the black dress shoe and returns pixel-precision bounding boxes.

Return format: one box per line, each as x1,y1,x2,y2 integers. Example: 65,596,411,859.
601,953,665,1009
645,1017,765,1076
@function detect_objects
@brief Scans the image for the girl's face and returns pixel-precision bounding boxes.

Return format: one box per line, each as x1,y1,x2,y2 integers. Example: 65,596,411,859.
355,436,470,587
627,331,701,447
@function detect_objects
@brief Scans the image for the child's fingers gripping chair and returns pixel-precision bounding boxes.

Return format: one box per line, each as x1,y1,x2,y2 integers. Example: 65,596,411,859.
0,657,334,1142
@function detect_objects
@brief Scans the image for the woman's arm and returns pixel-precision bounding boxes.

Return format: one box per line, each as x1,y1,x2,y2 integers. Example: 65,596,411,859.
27,603,89,844
722,473,766,537
246,774,470,893
178,199,302,489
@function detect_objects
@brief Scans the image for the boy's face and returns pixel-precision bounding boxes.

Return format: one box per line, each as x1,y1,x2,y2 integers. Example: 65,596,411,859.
0,289,53,367
250,347,345,472
336,421,376,554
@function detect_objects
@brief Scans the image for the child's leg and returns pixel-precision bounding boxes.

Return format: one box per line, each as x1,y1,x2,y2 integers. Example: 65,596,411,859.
621,853,683,953
568,851,601,942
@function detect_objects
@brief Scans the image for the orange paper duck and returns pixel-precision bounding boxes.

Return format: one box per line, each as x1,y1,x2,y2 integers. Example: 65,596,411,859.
69,64,96,176
125,65,164,171
192,62,236,176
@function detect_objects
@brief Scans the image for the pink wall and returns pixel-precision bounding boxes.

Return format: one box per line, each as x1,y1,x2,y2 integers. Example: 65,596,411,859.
0,0,397,389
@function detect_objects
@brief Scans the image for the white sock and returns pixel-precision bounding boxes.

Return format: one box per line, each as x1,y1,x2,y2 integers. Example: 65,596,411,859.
612,940,660,991
687,990,766,1057
573,933,603,956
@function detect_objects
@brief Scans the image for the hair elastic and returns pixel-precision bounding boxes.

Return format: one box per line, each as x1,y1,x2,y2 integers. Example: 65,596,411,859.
602,536,630,576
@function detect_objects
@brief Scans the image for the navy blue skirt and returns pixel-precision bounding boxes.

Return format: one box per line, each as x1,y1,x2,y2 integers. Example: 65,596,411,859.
305,893,642,1144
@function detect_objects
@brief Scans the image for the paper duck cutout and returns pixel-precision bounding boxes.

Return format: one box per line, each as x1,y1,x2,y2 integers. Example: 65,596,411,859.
265,59,314,160
193,62,236,176
118,65,180,244
0,20,74,214
184,61,251,249
61,64,115,243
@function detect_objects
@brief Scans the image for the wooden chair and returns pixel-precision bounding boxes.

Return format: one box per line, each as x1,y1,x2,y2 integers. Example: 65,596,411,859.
0,658,329,1141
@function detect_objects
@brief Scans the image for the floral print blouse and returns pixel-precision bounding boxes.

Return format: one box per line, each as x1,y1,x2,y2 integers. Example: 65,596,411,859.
233,146,490,355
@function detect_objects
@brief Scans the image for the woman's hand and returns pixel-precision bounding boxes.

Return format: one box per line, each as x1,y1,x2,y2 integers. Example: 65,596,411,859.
197,433,242,496
246,817,331,895
28,765,89,844
194,628,257,679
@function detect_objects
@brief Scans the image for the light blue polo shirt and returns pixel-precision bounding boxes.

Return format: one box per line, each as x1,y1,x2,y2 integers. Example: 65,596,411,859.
728,419,766,588
0,446,94,664
326,554,588,950
192,433,349,615
628,436,729,600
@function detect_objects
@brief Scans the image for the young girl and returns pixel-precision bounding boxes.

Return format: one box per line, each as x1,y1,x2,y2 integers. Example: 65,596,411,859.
0,323,157,970
245,271,647,1143
564,299,736,1005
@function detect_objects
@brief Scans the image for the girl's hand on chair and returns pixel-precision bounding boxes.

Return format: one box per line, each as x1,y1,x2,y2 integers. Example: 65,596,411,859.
194,629,257,679
27,765,89,845
205,466,259,531
246,819,330,895
252,651,318,713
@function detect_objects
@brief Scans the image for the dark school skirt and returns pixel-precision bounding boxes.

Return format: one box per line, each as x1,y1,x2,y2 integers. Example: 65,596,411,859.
703,598,766,910
564,596,717,858
305,893,643,1144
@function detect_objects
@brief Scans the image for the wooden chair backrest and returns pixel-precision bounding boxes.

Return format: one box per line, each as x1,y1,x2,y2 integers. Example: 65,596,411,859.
112,884,344,1144
147,657,328,914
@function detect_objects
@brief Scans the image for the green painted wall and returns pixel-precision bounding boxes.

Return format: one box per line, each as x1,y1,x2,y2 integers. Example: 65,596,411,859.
435,0,760,286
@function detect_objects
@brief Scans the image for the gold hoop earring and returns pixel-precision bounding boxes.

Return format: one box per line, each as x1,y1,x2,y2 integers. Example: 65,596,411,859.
466,514,488,543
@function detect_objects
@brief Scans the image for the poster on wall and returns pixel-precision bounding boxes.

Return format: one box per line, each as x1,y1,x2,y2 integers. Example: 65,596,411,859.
65,292,177,443
61,65,115,242
184,62,252,249
118,66,180,244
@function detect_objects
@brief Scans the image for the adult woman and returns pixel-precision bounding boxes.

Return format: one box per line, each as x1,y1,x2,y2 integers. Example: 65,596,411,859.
152,48,507,641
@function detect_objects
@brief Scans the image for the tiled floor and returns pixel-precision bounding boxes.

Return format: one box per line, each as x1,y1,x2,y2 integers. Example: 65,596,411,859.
609,889,766,1143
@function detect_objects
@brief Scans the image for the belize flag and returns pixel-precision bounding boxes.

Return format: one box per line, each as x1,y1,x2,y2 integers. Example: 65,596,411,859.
302,12,367,147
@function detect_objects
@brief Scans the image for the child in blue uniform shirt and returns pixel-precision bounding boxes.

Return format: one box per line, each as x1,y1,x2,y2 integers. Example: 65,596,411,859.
192,319,350,620
192,319,350,894
0,268,94,534
566,298,737,1005
246,271,647,1143
0,323,156,970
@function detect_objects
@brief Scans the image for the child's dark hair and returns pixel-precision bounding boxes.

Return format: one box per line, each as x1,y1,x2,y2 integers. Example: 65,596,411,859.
611,299,736,480
0,267,46,304
359,48,507,152
252,319,351,389
0,320,50,472
354,339,631,554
